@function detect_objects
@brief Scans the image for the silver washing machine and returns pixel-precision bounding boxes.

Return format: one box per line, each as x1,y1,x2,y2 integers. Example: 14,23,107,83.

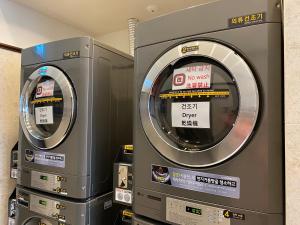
16,187,116,225
18,37,133,199
133,0,283,224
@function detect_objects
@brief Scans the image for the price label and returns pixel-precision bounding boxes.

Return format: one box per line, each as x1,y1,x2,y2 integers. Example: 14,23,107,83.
35,106,54,125
171,102,210,128
172,65,211,90
35,80,55,98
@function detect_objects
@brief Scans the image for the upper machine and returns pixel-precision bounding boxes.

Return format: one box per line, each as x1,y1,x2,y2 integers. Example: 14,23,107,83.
18,37,134,199
133,0,283,224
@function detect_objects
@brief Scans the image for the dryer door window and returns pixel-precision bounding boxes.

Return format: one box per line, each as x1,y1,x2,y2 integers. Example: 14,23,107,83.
20,66,76,150
140,41,259,167
153,57,239,151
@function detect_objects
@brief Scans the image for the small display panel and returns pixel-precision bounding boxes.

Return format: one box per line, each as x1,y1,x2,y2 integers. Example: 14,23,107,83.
39,199,47,206
186,206,202,215
40,175,48,181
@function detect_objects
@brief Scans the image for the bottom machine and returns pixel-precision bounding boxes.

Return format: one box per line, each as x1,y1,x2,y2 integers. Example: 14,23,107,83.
16,187,117,225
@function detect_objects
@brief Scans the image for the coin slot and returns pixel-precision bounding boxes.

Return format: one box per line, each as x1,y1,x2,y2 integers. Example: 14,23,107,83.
147,195,162,202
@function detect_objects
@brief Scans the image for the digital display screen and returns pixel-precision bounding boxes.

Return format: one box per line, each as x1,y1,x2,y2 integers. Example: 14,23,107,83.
39,200,47,206
186,206,202,215
40,175,48,181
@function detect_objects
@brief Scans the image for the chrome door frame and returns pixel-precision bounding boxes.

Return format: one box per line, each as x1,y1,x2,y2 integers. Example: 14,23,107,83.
20,66,76,150
140,41,259,167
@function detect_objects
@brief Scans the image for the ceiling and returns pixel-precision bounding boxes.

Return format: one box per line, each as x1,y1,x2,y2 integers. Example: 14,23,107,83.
11,0,214,36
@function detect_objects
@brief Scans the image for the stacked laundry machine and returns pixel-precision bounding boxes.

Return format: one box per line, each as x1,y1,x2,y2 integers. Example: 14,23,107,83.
133,0,284,224
17,37,133,225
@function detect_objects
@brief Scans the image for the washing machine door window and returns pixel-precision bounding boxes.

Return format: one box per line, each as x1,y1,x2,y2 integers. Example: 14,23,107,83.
23,217,53,225
20,66,76,150
140,41,259,167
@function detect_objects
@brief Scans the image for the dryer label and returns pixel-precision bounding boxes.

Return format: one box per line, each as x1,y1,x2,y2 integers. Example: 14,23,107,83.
171,102,210,128
229,12,266,28
35,106,54,125
152,165,240,199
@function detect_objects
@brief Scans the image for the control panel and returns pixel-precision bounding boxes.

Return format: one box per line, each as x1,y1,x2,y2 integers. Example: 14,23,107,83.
166,197,230,225
31,171,67,195
30,194,66,222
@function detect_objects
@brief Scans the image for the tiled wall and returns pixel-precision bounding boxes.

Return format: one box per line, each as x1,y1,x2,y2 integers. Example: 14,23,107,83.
0,48,20,224
284,1,300,225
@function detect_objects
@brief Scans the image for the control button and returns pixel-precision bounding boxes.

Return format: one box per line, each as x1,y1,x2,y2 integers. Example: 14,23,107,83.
51,213,59,219
58,215,66,220
57,176,66,182
56,204,66,209
53,187,61,193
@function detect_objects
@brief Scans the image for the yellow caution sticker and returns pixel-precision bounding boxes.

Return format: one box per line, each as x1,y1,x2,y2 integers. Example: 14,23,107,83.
31,97,63,104
159,90,230,99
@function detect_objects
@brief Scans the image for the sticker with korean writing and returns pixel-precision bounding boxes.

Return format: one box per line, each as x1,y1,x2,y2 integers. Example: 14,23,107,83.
172,65,211,90
152,165,240,199
229,12,266,28
35,106,54,124
35,80,55,98
171,102,210,129
223,210,245,220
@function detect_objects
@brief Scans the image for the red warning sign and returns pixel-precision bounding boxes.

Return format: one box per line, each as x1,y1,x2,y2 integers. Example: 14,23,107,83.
172,65,211,90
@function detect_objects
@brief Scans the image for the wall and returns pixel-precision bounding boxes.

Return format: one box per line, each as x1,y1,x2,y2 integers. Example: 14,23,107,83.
284,1,300,225
0,0,87,48
0,1,87,224
0,48,20,225
96,29,130,54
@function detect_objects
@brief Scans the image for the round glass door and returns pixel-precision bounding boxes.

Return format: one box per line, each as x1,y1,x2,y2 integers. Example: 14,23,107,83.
20,66,76,150
23,217,53,225
140,41,259,167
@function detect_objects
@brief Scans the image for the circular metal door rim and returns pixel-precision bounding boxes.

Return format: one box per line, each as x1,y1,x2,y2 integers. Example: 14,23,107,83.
140,40,259,168
20,66,75,150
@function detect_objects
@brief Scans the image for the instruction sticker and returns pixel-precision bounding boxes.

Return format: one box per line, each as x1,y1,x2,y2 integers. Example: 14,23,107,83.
35,106,53,125
152,165,240,199
115,188,132,204
34,152,65,168
172,65,211,90
35,80,55,98
172,102,210,129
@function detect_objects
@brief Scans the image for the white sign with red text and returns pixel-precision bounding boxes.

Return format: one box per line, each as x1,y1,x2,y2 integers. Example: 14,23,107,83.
172,65,212,90
35,80,55,98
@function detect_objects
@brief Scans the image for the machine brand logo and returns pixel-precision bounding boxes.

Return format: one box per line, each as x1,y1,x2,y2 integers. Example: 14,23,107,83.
25,149,34,162
181,45,199,54
63,50,80,59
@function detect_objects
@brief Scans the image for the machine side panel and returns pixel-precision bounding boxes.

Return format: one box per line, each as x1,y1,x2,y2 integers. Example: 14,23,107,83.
90,45,134,196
